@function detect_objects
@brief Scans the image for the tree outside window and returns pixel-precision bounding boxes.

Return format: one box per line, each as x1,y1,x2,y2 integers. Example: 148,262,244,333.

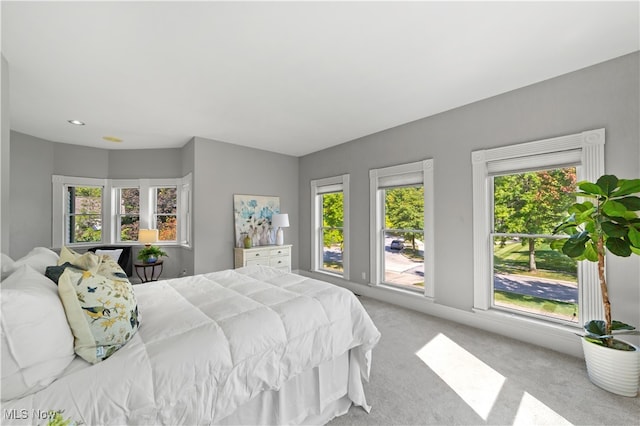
155,187,177,241
383,186,424,289
321,192,344,272
67,186,102,243
492,167,579,322
118,188,140,242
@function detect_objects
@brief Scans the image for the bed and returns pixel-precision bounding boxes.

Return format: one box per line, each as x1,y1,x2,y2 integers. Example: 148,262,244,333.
1,248,380,425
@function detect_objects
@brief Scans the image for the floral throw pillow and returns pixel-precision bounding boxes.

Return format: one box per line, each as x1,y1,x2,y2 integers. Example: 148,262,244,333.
57,268,140,364
96,254,129,281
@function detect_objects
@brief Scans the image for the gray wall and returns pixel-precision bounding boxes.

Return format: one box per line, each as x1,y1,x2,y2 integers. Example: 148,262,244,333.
1,55,10,253
298,52,640,348
6,132,300,280
9,132,54,257
191,137,299,274
7,132,193,280
108,148,183,179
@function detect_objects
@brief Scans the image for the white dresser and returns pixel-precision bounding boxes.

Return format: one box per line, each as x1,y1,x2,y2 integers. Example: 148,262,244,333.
234,244,292,273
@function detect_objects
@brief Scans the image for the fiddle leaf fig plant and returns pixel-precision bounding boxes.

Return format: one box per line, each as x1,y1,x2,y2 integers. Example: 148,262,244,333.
552,174,640,350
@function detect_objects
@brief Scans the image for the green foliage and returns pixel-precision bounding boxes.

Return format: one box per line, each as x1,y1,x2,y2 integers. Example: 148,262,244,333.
47,410,77,426
322,192,343,248
385,186,424,249
553,175,640,261
494,168,576,271
137,245,168,261
553,174,640,348
119,188,140,242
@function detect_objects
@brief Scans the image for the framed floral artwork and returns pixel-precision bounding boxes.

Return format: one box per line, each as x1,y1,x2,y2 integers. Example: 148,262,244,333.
233,194,280,247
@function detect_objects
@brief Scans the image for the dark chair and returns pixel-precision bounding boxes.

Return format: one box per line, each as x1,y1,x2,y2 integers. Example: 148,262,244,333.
87,246,133,277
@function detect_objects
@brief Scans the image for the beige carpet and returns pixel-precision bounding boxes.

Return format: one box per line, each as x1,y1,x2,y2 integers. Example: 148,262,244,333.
328,297,639,426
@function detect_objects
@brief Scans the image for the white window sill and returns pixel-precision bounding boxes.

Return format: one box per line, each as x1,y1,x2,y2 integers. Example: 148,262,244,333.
472,307,581,336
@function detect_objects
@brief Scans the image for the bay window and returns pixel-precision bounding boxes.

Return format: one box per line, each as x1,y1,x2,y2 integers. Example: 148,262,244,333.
53,174,191,248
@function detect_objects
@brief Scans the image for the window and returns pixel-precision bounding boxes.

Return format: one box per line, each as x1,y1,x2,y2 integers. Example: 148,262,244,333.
472,129,605,326
66,184,103,244
311,174,350,279
370,159,434,297
154,186,177,241
116,187,140,242
492,167,579,323
53,174,192,248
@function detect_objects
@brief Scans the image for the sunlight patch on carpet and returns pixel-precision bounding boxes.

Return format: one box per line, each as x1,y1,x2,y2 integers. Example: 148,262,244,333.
416,333,504,420
513,392,572,425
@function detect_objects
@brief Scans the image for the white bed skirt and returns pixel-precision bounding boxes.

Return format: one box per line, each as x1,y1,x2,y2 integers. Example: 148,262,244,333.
218,350,364,425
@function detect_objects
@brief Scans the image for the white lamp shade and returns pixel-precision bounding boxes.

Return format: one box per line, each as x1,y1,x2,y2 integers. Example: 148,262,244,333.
138,229,158,244
271,213,290,228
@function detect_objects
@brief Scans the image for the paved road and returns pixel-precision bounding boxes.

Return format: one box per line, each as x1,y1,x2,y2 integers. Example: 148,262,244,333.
494,273,577,303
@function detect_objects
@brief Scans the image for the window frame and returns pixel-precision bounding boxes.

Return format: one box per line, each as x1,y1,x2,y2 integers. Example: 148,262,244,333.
53,174,192,248
113,182,140,244
310,174,350,279
369,159,434,297
471,128,605,326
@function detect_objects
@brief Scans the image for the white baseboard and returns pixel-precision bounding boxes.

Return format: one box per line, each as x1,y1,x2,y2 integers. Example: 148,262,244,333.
295,269,584,359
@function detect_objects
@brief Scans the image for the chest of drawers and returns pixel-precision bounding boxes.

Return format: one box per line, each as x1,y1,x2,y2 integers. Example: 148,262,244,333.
234,244,292,272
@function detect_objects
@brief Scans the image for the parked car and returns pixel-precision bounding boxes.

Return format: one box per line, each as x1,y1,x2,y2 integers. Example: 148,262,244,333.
390,240,404,251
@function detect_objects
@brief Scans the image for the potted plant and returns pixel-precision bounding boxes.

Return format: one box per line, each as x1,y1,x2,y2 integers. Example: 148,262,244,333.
553,174,640,396
137,245,168,264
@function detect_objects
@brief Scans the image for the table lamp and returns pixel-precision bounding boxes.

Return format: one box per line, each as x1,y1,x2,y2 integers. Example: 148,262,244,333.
271,214,289,245
138,229,158,247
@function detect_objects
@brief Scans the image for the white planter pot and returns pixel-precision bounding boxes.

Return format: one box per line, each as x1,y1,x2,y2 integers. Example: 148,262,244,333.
581,337,640,397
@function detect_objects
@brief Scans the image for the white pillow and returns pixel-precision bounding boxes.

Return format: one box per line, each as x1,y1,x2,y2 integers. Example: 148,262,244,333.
1,253,14,281
1,265,75,401
95,248,123,264
11,247,59,275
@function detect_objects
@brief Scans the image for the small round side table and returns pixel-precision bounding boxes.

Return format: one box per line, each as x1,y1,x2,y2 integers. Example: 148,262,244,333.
134,260,164,283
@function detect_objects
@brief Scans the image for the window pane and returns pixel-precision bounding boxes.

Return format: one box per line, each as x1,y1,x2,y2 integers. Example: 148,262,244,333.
492,167,578,323
385,186,424,231
322,192,343,227
384,231,424,289
493,168,576,234
322,228,343,272
156,187,177,214
493,236,578,323
68,186,102,214
119,188,139,214
156,216,177,241
320,191,344,273
69,215,102,243
119,188,139,242
120,216,139,242
67,186,102,243
155,187,177,241
383,185,424,289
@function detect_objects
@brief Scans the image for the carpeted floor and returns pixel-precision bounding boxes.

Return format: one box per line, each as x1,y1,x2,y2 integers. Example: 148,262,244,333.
328,296,639,426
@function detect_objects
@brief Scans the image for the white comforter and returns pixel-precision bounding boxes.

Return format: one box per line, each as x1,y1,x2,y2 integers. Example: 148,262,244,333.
3,266,381,425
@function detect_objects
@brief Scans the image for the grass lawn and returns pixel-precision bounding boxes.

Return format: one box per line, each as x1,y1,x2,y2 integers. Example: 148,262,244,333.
493,240,577,282
495,290,578,322
494,240,578,322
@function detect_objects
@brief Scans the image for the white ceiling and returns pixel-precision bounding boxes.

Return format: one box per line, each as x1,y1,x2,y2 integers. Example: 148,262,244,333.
2,1,639,157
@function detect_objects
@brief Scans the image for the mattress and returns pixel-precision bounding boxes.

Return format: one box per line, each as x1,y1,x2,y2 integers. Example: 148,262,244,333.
2,266,381,425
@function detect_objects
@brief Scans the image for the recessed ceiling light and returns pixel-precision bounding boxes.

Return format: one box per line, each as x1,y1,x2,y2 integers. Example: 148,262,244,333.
102,136,123,143
67,119,85,126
